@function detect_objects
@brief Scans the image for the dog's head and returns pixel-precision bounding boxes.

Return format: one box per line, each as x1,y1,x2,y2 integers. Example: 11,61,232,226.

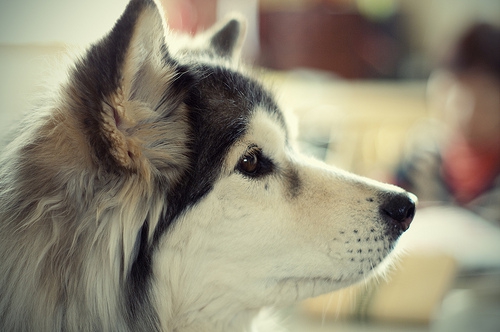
0,0,415,330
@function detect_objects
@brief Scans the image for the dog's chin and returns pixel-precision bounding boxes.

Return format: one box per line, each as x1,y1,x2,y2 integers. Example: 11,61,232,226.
269,252,398,305
269,274,370,305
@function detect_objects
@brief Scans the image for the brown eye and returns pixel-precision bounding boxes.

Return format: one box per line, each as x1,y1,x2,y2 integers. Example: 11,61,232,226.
239,153,258,174
236,146,274,178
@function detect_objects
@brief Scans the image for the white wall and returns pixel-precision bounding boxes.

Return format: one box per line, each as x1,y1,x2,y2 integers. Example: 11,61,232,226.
0,0,128,46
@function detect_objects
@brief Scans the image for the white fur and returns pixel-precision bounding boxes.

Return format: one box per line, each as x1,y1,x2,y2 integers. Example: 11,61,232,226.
0,1,412,330
151,110,406,331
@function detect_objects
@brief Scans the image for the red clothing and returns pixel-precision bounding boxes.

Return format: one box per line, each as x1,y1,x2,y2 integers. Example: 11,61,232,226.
442,135,500,204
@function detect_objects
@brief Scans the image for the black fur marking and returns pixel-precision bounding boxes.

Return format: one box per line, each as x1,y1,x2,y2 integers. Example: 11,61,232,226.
284,167,301,198
154,65,284,240
125,222,161,331
210,19,241,57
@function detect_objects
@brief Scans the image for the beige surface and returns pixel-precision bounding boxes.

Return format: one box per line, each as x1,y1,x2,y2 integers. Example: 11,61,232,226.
301,254,457,324
265,71,429,177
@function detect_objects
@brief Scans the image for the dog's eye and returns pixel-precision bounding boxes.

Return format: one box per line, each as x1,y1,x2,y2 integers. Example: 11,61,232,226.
239,152,259,174
236,147,274,178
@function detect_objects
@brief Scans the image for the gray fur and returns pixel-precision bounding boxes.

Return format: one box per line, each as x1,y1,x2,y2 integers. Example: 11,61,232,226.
0,1,416,331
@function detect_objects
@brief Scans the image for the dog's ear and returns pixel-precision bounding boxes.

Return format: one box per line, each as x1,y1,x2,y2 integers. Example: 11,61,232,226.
65,0,191,175
207,15,247,59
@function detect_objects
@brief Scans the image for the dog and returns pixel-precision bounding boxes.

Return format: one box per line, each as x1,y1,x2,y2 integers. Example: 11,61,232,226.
0,0,416,331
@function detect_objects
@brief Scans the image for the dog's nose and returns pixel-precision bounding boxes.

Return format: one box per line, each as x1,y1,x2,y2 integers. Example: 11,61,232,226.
380,192,416,232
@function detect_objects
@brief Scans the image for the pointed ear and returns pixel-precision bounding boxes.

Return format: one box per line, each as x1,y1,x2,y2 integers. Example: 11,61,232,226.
66,0,191,174
207,15,247,59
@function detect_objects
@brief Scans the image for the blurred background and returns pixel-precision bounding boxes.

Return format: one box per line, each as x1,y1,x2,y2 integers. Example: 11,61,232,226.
1,0,499,331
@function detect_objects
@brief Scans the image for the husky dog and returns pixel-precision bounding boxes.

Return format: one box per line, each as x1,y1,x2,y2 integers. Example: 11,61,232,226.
0,0,416,331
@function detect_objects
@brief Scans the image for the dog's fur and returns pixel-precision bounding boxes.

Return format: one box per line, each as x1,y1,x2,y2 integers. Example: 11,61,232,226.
0,1,416,331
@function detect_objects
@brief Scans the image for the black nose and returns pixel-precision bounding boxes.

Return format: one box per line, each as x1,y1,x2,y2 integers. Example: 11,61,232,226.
380,192,416,232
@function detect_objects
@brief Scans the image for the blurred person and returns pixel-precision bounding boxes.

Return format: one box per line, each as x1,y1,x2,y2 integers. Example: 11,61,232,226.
160,0,217,33
396,23,500,224
158,0,259,60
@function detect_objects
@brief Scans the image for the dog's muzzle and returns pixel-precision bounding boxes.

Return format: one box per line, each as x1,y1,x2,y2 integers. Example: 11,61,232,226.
380,192,416,232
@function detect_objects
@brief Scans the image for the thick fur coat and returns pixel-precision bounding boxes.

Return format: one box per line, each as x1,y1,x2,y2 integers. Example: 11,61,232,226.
0,0,416,331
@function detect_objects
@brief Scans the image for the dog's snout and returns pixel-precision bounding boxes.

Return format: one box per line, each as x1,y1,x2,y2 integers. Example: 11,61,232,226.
380,192,416,232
